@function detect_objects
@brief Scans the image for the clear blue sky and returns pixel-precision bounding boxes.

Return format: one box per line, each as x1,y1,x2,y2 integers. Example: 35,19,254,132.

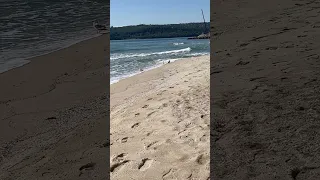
111,0,210,27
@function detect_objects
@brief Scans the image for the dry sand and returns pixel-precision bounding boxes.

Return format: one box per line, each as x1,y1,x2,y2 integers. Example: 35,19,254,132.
110,55,210,180
211,0,320,179
0,34,109,180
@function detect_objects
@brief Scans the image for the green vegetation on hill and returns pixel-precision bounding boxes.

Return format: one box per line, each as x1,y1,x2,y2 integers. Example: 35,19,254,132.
110,22,210,40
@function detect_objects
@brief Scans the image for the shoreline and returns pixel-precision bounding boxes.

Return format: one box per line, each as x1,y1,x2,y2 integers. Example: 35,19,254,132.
110,54,209,85
0,33,103,74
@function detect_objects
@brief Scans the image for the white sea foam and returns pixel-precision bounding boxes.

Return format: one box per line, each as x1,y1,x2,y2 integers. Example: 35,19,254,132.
173,42,184,45
111,57,189,84
186,52,209,57
111,47,192,60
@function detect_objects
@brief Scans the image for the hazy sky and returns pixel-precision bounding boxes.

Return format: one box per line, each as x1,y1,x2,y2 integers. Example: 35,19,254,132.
111,0,210,27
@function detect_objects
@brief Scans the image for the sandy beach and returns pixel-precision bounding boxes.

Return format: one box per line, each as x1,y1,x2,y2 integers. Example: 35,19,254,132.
211,0,320,179
0,34,110,180
0,30,210,180
110,55,210,179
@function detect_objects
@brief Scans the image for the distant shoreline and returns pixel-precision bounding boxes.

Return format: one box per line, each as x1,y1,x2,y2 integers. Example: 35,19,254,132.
110,35,198,41
110,36,210,41
110,22,210,40
110,35,212,41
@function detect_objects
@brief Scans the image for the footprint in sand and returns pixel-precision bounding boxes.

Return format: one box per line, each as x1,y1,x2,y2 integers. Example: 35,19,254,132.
138,158,153,171
162,168,178,180
185,122,193,128
145,141,160,150
146,111,155,117
79,162,96,176
200,134,209,142
142,105,149,108
195,154,209,165
121,137,128,143
178,129,186,135
236,61,250,66
158,103,168,109
112,153,127,162
79,162,96,171
131,123,140,128
146,131,153,136
110,160,130,173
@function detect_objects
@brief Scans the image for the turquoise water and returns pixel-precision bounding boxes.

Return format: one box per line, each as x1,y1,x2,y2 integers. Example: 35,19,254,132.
110,37,210,84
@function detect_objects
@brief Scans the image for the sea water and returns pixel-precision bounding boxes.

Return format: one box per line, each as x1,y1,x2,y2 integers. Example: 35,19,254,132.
0,0,108,73
110,37,209,84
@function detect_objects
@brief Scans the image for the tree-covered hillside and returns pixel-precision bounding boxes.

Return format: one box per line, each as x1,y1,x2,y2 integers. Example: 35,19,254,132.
110,22,210,40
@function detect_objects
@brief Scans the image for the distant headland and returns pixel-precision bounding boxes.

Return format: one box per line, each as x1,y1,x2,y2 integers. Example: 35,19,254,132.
110,22,210,40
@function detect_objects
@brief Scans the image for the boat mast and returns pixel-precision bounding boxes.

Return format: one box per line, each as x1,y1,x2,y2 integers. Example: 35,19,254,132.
201,9,208,34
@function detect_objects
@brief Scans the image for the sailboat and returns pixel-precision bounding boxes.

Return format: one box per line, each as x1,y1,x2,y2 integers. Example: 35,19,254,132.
188,9,210,39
